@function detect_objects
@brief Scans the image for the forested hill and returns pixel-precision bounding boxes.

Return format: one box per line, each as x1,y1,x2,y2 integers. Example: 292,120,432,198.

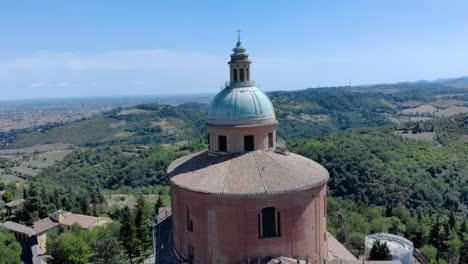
1,83,467,263
2,83,467,149
270,84,468,139
288,113,468,262
0,103,208,148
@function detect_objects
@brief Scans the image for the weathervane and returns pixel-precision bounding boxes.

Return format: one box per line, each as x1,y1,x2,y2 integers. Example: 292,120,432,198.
237,29,241,42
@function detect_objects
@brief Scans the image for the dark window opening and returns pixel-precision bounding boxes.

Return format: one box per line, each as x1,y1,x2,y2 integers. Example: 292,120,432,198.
218,135,227,152
277,212,281,236
187,207,193,232
257,214,261,239
239,68,245,81
259,207,280,238
244,135,254,151
268,132,274,148
207,134,210,150
233,69,238,82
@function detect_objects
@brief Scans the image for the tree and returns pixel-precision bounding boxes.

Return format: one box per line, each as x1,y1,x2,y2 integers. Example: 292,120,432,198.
0,228,21,264
1,192,13,203
154,196,164,216
459,235,468,264
48,233,90,264
91,236,127,264
119,206,137,264
134,195,151,254
419,245,437,264
369,240,392,261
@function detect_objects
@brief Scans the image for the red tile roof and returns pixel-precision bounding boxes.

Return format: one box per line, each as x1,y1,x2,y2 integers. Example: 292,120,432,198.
33,217,59,234
169,150,329,196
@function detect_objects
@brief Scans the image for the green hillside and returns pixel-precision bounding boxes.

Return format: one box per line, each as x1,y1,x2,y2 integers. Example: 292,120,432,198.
1,84,467,263
5,103,207,148
288,114,467,261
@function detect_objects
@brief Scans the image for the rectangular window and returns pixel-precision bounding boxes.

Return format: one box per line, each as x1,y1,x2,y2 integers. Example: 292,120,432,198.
244,135,254,151
207,134,210,150
261,207,277,238
239,68,245,81
268,133,274,148
233,69,238,82
218,135,227,152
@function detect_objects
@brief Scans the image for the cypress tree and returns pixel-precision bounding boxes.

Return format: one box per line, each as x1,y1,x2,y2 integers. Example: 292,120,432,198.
134,195,151,254
119,206,137,264
154,196,164,216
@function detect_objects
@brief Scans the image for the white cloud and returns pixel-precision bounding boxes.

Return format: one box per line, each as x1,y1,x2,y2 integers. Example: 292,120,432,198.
29,82,46,88
0,49,227,99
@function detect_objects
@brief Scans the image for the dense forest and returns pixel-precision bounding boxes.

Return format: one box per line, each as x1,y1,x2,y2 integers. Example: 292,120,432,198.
288,114,468,263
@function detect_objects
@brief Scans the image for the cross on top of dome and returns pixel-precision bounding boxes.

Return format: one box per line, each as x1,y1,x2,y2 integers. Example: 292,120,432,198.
232,30,247,55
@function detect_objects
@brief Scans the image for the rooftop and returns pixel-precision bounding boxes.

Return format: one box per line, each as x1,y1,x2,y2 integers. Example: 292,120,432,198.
5,199,25,207
0,221,35,236
33,217,59,234
168,150,328,196
59,213,111,229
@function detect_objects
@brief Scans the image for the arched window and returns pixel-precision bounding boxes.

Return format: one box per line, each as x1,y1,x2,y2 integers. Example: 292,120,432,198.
258,207,281,239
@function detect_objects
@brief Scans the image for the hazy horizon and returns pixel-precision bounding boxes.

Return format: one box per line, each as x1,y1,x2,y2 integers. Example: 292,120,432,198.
2,1,468,100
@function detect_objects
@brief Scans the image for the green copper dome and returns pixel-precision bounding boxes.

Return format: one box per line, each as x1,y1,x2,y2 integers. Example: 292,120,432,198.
207,86,276,125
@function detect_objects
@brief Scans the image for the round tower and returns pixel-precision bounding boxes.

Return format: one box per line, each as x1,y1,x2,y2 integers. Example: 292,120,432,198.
168,36,329,263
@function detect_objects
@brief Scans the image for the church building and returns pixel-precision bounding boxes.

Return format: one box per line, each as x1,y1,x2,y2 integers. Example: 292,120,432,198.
168,35,329,263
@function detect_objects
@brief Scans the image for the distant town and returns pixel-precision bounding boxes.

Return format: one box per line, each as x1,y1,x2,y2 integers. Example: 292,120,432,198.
0,95,212,132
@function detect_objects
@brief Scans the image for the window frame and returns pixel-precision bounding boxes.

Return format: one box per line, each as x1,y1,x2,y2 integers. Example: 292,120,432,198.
258,207,281,239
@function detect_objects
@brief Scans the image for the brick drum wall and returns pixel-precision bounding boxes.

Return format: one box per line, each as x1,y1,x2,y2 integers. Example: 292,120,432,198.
171,183,327,264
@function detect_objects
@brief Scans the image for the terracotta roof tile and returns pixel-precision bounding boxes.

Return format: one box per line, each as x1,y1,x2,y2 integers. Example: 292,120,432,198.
168,150,328,196
33,218,59,234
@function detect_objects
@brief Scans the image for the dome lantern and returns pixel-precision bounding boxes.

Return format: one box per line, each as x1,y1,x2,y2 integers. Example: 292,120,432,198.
207,33,278,155
228,30,253,87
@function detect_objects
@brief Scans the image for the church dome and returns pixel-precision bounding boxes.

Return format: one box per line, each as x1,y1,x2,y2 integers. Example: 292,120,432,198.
207,86,276,125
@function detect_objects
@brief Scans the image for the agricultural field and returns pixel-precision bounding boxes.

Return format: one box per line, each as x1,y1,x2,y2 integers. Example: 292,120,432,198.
0,143,73,183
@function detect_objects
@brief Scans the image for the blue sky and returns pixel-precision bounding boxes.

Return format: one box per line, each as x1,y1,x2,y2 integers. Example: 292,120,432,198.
1,1,468,100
